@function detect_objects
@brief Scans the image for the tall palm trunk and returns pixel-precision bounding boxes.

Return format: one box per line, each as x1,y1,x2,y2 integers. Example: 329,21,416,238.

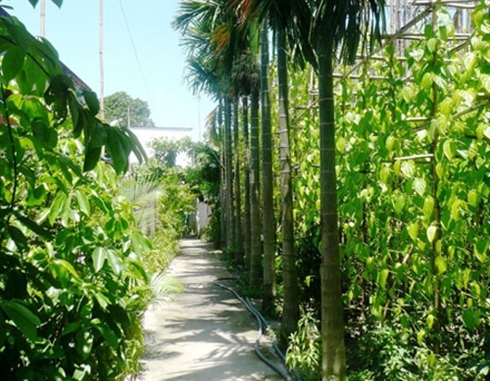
260,22,276,309
249,86,262,284
233,97,243,264
224,96,235,251
318,46,346,380
218,100,226,247
242,95,251,269
277,27,299,337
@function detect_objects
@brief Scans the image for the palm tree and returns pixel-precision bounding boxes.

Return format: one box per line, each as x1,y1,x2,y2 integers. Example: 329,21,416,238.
258,20,276,311
173,0,239,252
236,0,314,334
310,1,385,379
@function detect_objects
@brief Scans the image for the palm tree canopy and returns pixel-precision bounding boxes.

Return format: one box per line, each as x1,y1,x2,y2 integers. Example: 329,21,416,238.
312,0,386,64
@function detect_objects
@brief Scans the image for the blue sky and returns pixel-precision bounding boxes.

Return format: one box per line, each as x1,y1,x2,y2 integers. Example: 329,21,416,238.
5,0,216,141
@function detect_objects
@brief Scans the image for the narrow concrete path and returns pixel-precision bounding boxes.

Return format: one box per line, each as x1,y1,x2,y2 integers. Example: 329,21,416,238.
139,239,283,381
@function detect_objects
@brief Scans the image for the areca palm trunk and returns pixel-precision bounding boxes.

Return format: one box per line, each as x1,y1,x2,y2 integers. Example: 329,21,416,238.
249,86,262,284
318,44,346,380
233,96,243,264
218,100,227,247
224,96,235,251
260,22,276,309
242,95,251,269
277,27,299,338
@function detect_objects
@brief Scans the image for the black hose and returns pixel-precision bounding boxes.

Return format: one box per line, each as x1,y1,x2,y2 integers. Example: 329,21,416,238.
213,279,295,381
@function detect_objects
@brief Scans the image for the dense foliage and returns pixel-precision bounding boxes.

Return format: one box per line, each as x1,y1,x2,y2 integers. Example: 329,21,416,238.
176,0,490,379
0,8,153,379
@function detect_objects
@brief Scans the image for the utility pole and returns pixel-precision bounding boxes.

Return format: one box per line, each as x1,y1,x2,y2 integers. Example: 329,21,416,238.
40,0,45,37
99,0,105,120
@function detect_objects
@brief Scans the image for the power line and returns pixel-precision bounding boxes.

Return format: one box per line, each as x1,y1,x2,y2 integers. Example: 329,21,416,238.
118,0,153,105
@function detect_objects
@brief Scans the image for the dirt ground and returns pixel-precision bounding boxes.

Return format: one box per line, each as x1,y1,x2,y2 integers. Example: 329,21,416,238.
138,239,285,381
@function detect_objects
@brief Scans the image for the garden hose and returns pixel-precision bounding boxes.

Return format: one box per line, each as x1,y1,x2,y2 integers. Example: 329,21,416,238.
213,278,296,381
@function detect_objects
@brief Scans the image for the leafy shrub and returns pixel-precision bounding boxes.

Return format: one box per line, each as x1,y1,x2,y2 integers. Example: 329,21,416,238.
0,12,150,380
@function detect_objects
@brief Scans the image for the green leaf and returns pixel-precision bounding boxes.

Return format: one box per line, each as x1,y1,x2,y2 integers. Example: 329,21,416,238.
51,0,63,8
462,309,479,331
377,269,389,289
407,222,419,241
435,256,447,274
48,192,67,225
413,178,426,196
92,247,107,273
2,45,26,81
8,225,28,249
443,140,455,160
401,161,415,178
83,91,100,116
106,130,129,174
475,239,487,263
427,225,438,243
393,194,405,214
74,189,90,216
106,249,123,275
423,197,434,219
28,0,39,7
83,147,101,172
1,301,40,341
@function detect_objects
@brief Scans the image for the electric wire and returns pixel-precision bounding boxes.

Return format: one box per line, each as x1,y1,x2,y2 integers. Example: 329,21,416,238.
118,0,153,105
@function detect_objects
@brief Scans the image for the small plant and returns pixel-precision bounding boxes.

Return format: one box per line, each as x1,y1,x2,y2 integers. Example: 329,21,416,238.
285,308,321,380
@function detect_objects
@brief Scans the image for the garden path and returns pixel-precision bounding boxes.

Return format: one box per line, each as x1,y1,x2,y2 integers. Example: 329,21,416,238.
138,239,283,381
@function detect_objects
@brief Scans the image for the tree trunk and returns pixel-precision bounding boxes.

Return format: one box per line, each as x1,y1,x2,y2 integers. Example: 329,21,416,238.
242,95,252,270
277,27,299,338
233,97,244,264
260,22,276,310
224,97,235,251
250,86,262,285
218,100,226,248
318,48,347,380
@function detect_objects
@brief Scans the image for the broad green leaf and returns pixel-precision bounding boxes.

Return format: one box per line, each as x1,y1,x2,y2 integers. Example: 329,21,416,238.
8,225,28,249
443,140,456,160
2,45,25,81
106,129,128,174
423,197,434,219
393,194,405,214
377,269,389,289
475,239,487,263
407,222,419,241
426,314,435,329
74,189,90,216
435,256,447,274
51,0,63,8
467,190,479,207
92,247,107,273
401,161,414,178
83,147,102,172
48,192,67,224
106,249,123,275
28,0,39,6
413,178,426,196
1,301,40,341
421,72,434,89
427,225,438,243
83,91,100,115
427,38,438,52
